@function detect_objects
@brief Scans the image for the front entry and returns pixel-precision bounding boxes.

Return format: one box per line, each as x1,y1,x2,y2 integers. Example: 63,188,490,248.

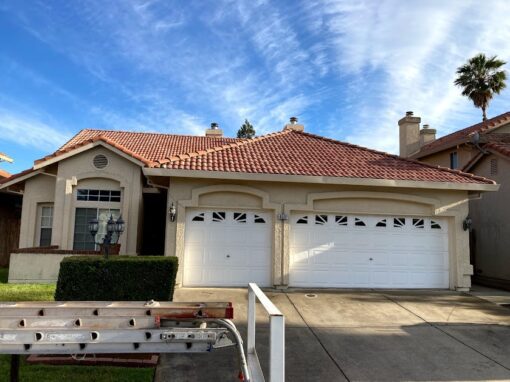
183,210,272,286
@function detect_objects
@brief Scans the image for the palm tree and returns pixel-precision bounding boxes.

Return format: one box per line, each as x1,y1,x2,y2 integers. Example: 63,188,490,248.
454,53,507,121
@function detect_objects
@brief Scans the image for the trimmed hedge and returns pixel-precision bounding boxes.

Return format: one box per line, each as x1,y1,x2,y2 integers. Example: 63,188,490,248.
55,256,178,301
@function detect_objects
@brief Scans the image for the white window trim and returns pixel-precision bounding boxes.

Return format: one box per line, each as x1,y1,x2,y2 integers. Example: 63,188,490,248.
35,203,54,247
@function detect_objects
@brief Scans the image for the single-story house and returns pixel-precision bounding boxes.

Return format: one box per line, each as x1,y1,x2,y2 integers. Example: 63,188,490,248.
401,111,510,289
0,117,498,290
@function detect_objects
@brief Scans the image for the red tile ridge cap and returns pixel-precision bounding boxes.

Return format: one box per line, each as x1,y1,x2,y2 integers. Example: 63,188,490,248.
150,130,291,168
36,135,152,166
292,130,496,185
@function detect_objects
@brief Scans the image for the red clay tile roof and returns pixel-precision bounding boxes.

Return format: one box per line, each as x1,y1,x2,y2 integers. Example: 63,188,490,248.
59,129,243,163
0,169,10,179
0,168,36,185
155,129,494,184
485,141,510,158
415,112,510,158
3,127,496,187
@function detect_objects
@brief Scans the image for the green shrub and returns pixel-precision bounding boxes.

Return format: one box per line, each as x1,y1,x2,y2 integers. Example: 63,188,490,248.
55,256,178,301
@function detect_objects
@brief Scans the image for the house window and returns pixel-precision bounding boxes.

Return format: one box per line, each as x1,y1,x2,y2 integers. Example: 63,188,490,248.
73,208,120,250
449,151,458,169
38,204,53,246
490,158,498,175
77,189,121,202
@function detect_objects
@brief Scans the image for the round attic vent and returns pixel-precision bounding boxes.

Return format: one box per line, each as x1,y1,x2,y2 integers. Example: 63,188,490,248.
93,154,108,169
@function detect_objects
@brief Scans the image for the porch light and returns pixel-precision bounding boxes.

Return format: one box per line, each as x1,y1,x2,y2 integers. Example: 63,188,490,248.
115,215,125,234
107,215,116,233
88,213,126,259
88,218,99,237
169,203,177,222
463,216,473,232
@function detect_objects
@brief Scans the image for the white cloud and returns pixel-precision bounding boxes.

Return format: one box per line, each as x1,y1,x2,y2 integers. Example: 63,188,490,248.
303,0,510,152
0,109,72,151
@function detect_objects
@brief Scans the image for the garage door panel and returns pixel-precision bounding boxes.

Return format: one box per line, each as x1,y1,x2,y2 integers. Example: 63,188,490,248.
290,213,449,288
184,210,272,287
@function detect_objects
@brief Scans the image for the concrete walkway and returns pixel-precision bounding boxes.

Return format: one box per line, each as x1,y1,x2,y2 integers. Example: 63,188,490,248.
155,288,510,381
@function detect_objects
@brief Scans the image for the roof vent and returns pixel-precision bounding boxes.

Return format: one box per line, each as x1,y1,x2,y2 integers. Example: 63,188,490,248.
93,154,108,169
290,116,298,124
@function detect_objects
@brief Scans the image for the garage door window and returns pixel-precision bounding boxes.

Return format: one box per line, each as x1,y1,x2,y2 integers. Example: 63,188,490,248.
335,216,348,226
234,212,247,223
212,212,226,222
254,214,266,223
296,216,308,224
393,217,406,228
376,219,387,227
315,215,328,225
354,217,366,227
431,220,442,229
191,213,205,222
412,218,425,229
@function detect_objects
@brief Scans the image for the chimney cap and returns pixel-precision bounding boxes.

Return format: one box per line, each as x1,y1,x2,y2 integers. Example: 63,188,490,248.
289,116,298,124
423,124,429,129
406,111,414,117
210,122,219,130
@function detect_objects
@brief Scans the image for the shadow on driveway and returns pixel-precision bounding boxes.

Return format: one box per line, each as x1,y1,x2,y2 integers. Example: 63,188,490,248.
155,289,510,382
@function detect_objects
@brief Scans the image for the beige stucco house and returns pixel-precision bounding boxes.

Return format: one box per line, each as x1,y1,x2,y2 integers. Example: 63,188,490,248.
400,111,510,290
1,118,498,290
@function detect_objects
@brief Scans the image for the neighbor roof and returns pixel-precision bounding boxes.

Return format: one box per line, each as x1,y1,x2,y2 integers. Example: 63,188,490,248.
1,127,495,188
153,129,494,185
414,112,510,158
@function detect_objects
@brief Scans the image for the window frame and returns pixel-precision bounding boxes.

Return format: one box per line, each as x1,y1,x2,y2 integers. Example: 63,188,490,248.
36,203,54,247
449,151,458,169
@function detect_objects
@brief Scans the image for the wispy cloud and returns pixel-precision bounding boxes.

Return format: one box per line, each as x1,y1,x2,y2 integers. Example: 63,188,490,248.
0,108,72,152
2,0,510,156
302,0,510,151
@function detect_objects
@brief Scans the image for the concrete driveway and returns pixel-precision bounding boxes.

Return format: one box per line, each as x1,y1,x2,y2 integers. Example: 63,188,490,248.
155,288,510,381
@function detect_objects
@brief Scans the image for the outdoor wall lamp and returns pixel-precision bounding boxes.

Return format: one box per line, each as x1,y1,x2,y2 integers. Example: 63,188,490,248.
463,216,473,232
169,203,177,222
88,214,125,259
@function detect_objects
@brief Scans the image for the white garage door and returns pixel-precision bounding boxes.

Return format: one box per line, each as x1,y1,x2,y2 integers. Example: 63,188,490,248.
290,213,449,288
184,210,272,287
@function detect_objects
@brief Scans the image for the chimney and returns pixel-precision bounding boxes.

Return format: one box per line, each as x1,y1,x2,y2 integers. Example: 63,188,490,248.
205,122,223,137
283,116,304,132
419,124,436,148
398,111,421,157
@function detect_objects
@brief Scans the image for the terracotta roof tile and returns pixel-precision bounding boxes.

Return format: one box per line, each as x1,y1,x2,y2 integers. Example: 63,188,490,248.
155,129,494,185
59,129,243,164
0,169,10,179
6,127,496,187
416,112,510,157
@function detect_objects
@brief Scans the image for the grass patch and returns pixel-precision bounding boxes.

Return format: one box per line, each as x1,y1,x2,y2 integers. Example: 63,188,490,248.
0,268,154,382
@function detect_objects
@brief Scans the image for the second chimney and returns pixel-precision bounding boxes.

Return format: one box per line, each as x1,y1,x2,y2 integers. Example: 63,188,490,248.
283,116,304,132
419,124,436,148
205,122,223,137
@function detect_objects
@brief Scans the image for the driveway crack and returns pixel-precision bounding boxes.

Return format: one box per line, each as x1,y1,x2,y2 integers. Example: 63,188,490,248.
382,293,510,373
284,293,351,382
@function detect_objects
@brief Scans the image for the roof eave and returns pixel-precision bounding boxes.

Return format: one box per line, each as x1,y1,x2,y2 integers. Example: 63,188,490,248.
33,140,147,170
143,168,499,192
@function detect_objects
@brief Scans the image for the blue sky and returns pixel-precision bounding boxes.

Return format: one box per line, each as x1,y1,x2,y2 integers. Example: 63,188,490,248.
1,0,510,173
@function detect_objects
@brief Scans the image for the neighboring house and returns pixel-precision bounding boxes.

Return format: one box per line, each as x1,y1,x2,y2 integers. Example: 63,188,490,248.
0,118,498,290
400,111,510,290
0,169,22,267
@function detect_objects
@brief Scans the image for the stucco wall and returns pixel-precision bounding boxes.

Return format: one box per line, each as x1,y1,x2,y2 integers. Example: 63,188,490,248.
8,252,74,283
21,146,144,254
164,177,473,290
420,146,477,170
19,174,56,248
469,154,510,282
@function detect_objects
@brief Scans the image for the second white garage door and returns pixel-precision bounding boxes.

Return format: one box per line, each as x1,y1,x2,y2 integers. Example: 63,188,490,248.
183,210,272,287
290,213,449,288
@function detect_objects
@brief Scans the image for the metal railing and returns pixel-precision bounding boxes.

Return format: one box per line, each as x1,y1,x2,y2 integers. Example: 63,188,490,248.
247,283,285,382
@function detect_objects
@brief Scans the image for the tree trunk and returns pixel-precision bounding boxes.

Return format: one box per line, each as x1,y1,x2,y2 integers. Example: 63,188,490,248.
482,105,487,121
